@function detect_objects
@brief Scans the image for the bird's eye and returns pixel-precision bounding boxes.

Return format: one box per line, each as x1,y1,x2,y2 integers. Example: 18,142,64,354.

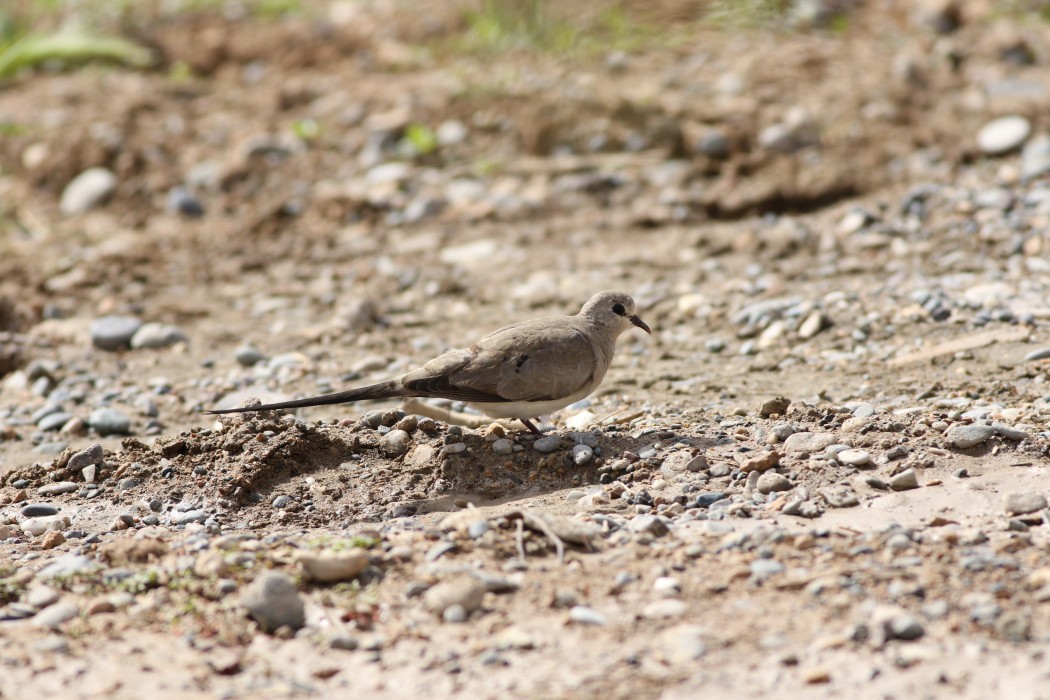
612,303,626,316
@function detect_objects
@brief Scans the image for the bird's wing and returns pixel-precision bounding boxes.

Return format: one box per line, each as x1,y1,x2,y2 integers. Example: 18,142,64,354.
400,319,601,403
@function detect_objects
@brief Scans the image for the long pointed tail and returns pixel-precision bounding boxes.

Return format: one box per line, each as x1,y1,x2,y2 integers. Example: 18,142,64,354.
205,380,406,414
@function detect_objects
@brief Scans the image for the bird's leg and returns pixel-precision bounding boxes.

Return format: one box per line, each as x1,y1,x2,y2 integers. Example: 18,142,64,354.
520,418,542,435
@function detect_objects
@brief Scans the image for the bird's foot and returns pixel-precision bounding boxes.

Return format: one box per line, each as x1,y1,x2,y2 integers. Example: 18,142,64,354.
520,418,543,435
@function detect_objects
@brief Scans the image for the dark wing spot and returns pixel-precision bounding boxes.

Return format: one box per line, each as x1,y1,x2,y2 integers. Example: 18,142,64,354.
612,302,626,316
515,354,529,370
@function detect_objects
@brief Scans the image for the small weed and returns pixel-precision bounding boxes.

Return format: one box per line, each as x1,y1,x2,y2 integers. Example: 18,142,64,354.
292,117,321,143
401,123,439,158
705,0,790,29
117,568,160,595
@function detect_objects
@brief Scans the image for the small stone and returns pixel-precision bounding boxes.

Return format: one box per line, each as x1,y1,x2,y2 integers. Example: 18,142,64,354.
1004,492,1047,516
533,435,561,453
977,115,1031,156
750,559,785,580
27,586,60,609
642,599,688,618
87,408,131,436
628,514,670,537
194,551,229,578
783,432,838,454
130,323,189,350
1022,134,1050,179
60,167,117,215
797,312,827,339
424,578,486,616
37,413,74,431
90,316,142,351
741,450,780,473
272,495,292,509
37,482,77,496
165,186,204,217
441,442,467,455
889,469,920,491
695,492,726,508
836,448,871,467
572,444,594,465
992,422,1029,441
946,424,995,449
40,531,65,550
67,443,104,472
329,634,359,651
653,577,681,597
241,571,305,633
492,438,513,455
467,520,489,539
20,503,59,517
235,345,267,367
887,613,925,641
568,605,606,625
443,604,468,623
33,601,79,628
820,485,859,508
380,429,412,457
756,473,792,494
170,509,207,526
296,550,369,583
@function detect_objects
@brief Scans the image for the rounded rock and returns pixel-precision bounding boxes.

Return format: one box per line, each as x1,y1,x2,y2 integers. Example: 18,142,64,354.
90,316,142,351
60,167,117,215
235,345,267,367
756,472,792,494
533,435,561,453
945,424,995,449
88,408,131,436
1004,492,1047,516
130,323,190,350
836,448,871,467
241,571,305,633
977,115,1031,155
572,444,594,465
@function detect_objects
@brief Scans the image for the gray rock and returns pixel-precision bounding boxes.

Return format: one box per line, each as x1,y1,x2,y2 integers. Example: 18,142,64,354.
38,482,77,496
241,571,305,632
36,554,98,579
1004,492,1047,516
533,435,561,453
33,601,79,628
945,424,995,449
424,578,485,615
272,495,292,509
993,422,1029,441
26,586,60,609
750,559,785,580
572,444,594,465
695,129,730,158
1023,346,1050,362
90,316,142,351
67,443,104,471
37,412,74,431
568,605,607,625
166,186,204,217
60,167,117,215
380,429,411,457
889,469,920,491
887,613,924,641
628,514,671,536
88,408,131,436
170,510,207,526
467,520,489,539
20,503,59,518
820,485,859,508
756,472,792,494
1022,134,1050,179
660,450,705,474
130,323,189,350
443,604,468,623
234,345,267,367
783,432,839,454
492,438,514,455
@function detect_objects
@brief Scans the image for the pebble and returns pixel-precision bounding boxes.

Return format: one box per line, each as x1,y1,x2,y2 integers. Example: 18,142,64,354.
783,432,839,454
756,472,792,494
38,482,77,496
67,443,104,471
296,550,369,583
441,442,466,455
36,554,98,578
467,520,489,539
241,571,305,633
653,577,681,597
329,634,359,651
443,604,468,624
235,345,267,367
820,485,859,508
424,578,486,616
41,531,65,549
836,448,871,467
642,599,688,618
130,323,190,350
33,601,79,628
568,605,607,625
1004,492,1047,516
695,492,726,508
60,167,117,215
90,316,143,351
533,435,561,453
492,438,513,455
166,186,204,217
380,429,412,457
889,469,920,491
1023,347,1050,362
26,586,60,609
750,559,785,580
38,412,74,431
20,503,58,517
628,514,670,536
272,495,292,508
887,613,925,641
88,408,131,436
977,115,1031,155
170,510,207,526
945,424,995,449
992,422,1029,441
1022,134,1050,179
572,444,594,465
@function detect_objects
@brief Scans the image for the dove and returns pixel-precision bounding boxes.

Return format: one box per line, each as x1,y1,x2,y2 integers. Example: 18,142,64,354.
207,290,650,434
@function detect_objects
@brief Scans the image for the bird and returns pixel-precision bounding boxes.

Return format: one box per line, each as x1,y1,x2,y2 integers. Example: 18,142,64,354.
206,290,651,434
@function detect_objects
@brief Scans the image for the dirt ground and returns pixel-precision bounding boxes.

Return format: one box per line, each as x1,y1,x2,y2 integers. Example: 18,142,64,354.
2,1,1050,698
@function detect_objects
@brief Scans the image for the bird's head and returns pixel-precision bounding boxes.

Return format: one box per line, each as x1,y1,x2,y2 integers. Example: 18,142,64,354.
580,291,651,336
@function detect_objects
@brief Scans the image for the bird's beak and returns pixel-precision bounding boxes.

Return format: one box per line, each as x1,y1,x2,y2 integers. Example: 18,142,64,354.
630,314,651,334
